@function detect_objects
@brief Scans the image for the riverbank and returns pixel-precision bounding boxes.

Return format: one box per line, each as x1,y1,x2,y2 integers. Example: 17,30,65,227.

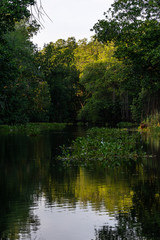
0,122,70,136
138,113,160,136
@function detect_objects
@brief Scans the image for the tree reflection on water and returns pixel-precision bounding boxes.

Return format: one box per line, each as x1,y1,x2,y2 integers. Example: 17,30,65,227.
0,130,160,239
94,178,160,240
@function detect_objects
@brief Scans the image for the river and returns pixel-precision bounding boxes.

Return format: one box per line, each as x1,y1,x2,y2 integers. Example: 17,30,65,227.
0,126,160,240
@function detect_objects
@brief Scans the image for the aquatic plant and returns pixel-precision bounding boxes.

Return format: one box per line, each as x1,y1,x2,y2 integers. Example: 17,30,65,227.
58,127,147,168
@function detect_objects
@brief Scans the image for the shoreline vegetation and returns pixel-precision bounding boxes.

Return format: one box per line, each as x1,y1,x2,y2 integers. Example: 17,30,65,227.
0,121,136,136
1,120,159,168
138,113,160,136
0,122,69,136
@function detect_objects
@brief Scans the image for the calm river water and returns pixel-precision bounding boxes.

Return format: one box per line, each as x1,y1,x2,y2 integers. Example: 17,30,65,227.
0,126,160,240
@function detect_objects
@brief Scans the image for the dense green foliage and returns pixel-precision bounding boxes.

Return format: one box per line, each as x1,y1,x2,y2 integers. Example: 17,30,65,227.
75,41,126,124
0,21,51,124
58,128,146,168
36,38,80,122
0,0,51,124
93,0,160,123
1,0,160,125
0,0,34,34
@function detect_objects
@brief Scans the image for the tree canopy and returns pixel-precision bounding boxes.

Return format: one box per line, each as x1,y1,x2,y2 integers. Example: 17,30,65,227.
1,0,160,125
92,0,160,122
0,1,51,124
0,0,35,34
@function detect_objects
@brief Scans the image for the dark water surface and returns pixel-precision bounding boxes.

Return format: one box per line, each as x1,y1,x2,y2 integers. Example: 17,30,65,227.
0,126,160,240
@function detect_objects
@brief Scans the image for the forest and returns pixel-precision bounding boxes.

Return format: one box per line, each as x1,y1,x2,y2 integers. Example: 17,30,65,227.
1,0,160,126
1,2,160,238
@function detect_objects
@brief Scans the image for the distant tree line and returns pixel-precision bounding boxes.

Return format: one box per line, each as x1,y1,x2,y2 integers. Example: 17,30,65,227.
0,0,160,125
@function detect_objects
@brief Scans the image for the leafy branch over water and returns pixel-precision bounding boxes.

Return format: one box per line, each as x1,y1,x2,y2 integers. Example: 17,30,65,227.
58,128,147,168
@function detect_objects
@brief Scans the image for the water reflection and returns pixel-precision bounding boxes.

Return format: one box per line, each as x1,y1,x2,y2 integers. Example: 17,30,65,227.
0,128,160,239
